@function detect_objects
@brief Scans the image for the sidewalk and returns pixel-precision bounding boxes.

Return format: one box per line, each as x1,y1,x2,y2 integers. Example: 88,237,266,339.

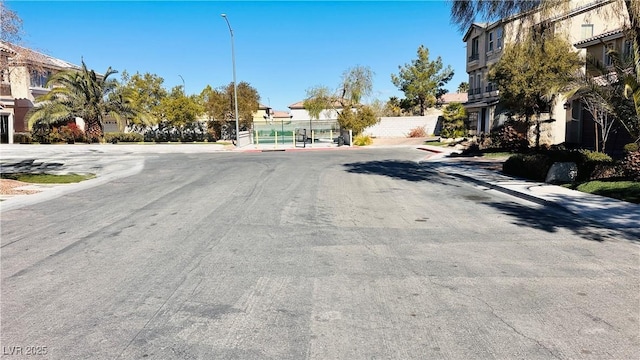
418,144,640,235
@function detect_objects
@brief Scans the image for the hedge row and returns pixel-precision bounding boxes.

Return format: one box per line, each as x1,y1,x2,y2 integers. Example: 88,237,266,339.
104,132,144,143
503,149,616,182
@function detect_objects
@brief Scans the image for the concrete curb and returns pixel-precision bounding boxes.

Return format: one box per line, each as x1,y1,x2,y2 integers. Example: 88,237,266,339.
419,156,640,238
443,171,564,209
0,158,145,212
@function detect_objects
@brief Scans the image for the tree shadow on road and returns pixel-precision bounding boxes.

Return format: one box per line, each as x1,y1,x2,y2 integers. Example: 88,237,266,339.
483,201,639,243
343,160,459,186
1,159,65,174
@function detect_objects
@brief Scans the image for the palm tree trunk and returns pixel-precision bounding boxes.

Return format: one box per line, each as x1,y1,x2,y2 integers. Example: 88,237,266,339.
86,120,103,143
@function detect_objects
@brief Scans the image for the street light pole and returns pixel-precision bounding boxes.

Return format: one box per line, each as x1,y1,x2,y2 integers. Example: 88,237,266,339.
221,13,240,147
178,75,185,94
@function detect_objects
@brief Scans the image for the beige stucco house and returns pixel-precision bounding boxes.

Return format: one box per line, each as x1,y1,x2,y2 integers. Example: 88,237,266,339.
462,0,629,147
0,42,80,143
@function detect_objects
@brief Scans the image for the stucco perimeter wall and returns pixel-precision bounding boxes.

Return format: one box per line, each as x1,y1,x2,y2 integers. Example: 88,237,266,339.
363,115,441,138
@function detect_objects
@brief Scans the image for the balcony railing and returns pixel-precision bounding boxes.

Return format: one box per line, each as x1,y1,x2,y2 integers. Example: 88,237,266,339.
485,84,496,92
468,53,479,62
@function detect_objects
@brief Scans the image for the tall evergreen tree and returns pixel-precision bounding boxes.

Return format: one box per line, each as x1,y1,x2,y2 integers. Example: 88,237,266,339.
391,45,454,116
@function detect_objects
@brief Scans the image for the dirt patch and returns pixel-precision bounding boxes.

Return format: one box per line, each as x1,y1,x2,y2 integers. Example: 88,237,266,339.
0,179,40,195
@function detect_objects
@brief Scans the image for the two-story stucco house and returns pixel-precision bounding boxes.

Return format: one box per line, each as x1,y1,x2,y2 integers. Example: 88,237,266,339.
1,42,79,143
462,0,628,147
571,28,635,148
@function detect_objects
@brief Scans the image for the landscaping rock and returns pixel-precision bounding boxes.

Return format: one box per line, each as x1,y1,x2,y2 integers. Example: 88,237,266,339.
545,162,578,184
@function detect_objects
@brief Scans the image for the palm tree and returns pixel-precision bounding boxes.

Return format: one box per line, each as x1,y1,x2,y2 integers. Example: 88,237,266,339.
27,60,134,141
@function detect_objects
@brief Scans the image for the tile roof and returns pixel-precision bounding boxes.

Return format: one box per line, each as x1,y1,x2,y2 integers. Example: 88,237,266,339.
0,42,80,70
272,111,291,118
462,22,489,42
574,28,625,47
288,101,304,109
440,92,468,104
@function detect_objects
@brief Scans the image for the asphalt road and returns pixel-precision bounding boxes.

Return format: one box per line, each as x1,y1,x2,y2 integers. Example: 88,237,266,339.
1,148,638,359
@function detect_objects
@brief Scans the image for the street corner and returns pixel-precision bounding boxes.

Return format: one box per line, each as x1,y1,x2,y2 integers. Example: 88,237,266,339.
0,179,42,200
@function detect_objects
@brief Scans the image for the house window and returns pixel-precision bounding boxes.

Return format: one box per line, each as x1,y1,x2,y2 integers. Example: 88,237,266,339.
496,27,503,49
30,70,52,88
604,42,614,66
469,75,474,94
487,32,494,52
623,39,633,60
470,36,479,61
476,73,482,94
581,24,593,40
486,82,495,92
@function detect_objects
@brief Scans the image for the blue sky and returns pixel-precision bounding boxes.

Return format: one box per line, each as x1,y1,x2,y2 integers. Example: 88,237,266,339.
9,0,469,111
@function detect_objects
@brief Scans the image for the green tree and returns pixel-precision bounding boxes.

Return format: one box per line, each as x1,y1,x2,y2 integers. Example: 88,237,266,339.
27,60,134,141
200,85,226,120
304,65,378,133
488,34,581,146
383,97,401,116
337,104,378,136
457,81,469,93
303,86,333,121
391,45,454,116
339,65,374,106
201,82,260,130
156,86,203,128
119,71,167,131
441,102,468,138
399,98,420,116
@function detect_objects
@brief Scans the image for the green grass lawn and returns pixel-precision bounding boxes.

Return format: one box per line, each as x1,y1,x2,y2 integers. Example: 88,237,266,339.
565,181,640,204
423,141,450,147
480,152,513,159
1,173,95,184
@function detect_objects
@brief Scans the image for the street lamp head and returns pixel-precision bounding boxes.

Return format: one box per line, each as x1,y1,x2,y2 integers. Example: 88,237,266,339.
221,13,227,17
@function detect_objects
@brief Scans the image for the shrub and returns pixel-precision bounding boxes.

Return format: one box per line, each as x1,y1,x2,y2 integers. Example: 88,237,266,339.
441,128,466,139
59,123,86,143
503,149,620,182
575,150,613,181
104,132,144,143
337,105,379,136
622,150,640,181
353,134,373,146
47,128,65,144
30,123,51,144
503,153,553,181
483,121,528,151
441,103,468,138
13,132,32,144
578,149,613,163
624,143,639,153
407,126,427,138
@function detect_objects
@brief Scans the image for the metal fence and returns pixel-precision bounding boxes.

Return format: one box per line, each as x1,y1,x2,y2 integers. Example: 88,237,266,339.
253,119,341,145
